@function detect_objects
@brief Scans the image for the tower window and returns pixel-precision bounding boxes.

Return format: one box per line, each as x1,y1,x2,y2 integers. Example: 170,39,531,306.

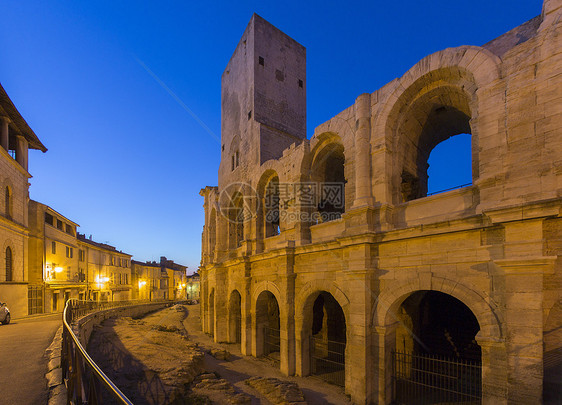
258,56,264,66
298,79,303,88
275,69,284,82
248,110,252,120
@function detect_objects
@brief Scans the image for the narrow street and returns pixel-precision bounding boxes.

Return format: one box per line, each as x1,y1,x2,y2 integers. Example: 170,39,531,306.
0,313,61,405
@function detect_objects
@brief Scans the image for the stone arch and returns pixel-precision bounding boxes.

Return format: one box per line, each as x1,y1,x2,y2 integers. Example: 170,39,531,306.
251,280,283,308
2,239,15,282
295,280,350,317
372,276,503,340
371,277,506,404
373,46,502,204
252,283,283,361
295,280,351,379
256,169,281,241
228,289,242,344
300,132,347,222
3,180,13,219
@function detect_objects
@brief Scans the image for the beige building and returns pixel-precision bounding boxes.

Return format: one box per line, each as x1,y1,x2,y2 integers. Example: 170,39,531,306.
200,3,562,404
131,260,165,301
0,83,46,318
28,201,85,313
186,272,200,300
77,234,132,302
131,257,189,300
160,256,188,300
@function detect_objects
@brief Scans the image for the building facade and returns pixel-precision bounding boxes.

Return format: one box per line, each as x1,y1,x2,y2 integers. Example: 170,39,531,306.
200,3,562,404
28,201,85,313
77,234,132,302
0,83,46,318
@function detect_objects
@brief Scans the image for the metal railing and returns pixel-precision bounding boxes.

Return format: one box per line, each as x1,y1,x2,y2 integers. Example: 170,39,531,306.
426,182,472,196
61,299,169,404
392,350,482,404
311,336,345,387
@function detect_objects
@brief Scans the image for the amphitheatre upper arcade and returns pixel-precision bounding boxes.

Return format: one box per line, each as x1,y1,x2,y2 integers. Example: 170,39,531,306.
200,1,562,403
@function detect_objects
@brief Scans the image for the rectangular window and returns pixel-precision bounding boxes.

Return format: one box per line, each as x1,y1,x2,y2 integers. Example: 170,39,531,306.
66,246,73,258
258,56,264,66
45,213,54,226
65,224,74,236
57,219,63,230
52,241,56,254
79,249,85,262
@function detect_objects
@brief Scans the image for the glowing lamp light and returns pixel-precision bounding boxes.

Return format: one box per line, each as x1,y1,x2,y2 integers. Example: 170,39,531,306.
54,267,64,273
138,280,147,288
95,276,110,284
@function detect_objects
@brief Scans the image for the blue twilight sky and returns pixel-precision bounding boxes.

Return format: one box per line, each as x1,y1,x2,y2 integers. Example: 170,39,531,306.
0,1,542,271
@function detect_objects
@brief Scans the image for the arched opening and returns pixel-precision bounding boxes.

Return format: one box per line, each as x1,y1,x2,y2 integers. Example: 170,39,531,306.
228,290,242,345
228,193,244,249
5,186,12,219
255,290,280,364
5,246,12,281
208,209,217,259
311,142,346,223
264,176,280,237
389,74,476,203
392,291,481,403
427,133,472,195
208,288,215,338
306,291,346,386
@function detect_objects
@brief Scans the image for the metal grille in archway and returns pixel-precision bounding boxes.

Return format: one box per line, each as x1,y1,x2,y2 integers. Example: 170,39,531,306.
264,326,280,363
311,336,345,386
392,350,482,404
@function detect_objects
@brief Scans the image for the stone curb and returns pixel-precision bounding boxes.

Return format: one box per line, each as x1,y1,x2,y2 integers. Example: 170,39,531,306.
44,325,66,405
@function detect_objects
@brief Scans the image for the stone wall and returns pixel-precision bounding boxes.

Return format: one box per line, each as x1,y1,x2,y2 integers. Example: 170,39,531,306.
200,1,562,403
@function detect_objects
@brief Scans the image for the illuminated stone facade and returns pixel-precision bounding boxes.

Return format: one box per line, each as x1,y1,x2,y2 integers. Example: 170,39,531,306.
0,83,46,318
28,201,85,312
200,2,562,404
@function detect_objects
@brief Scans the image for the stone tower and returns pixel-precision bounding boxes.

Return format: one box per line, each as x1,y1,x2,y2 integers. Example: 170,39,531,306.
219,14,306,188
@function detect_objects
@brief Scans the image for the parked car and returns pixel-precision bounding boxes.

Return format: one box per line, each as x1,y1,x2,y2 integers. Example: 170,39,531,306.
0,302,10,325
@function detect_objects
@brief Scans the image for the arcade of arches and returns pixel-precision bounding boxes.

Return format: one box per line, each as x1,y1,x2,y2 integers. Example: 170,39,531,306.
200,3,562,404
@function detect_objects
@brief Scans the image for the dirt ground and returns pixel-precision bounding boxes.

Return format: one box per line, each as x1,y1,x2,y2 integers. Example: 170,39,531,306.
88,304,352,405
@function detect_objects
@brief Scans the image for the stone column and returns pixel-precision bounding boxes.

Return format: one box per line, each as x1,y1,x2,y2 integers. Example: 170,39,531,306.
214,266,229,342
476,335,508,405
494,257,556,404
353,93,374,207
0,116,9,151
373,323,397,405
344,265,374,404
279,259,296,376
241,271,252,355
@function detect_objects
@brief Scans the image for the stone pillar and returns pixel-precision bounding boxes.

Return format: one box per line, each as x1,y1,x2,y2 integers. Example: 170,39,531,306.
241,272,252,355
373,323,397,405
214,266,229,342
476,335,508,405
0,116,9,151
353,93,374,207
279,261,296,376
16,135,28,170
494,257,555,404
344,267,374,404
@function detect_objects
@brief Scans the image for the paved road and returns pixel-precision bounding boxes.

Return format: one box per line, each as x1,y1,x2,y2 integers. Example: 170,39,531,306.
0,313,62,405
